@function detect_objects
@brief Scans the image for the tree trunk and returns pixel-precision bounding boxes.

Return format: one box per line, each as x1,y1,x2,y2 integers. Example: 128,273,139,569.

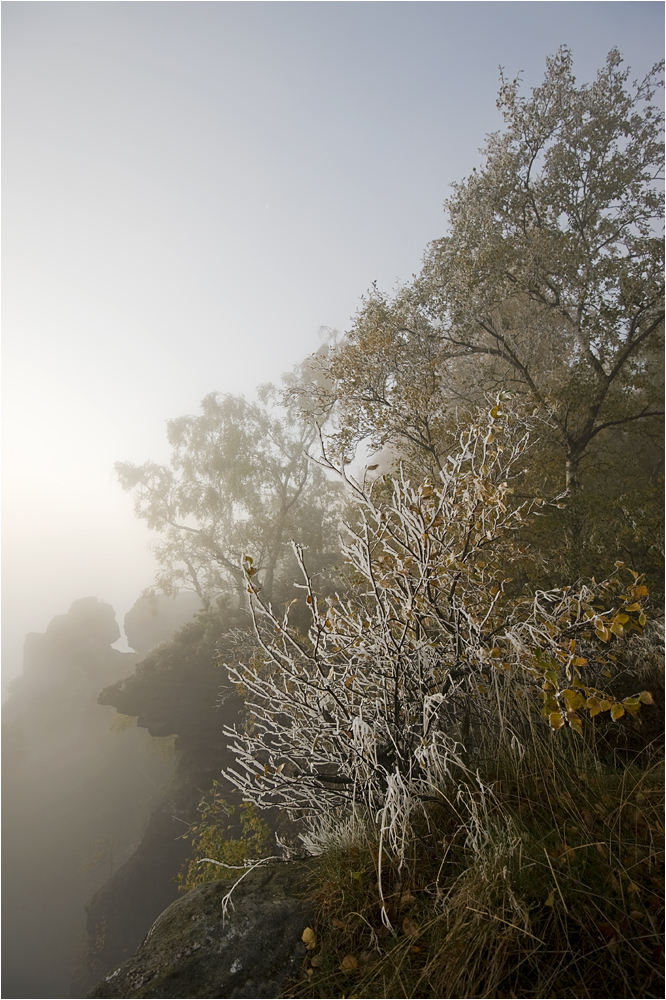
565,454,580,493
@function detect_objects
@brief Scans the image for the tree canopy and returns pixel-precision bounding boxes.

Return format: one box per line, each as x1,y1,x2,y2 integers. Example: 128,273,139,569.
306,48,664,495
116,390,338,604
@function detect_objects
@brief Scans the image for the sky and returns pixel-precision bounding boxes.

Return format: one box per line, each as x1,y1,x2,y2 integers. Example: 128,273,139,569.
2,0,664,690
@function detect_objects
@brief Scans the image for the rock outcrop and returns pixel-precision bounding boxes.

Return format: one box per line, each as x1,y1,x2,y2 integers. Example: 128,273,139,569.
2,598,174,1000
77,603,249,994
87,860,315,999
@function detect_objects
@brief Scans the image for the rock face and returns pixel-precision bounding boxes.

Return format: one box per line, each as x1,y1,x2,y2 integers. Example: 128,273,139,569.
78,604,249,994
87,860,314,999
124,593,202,657
2,598,175,1000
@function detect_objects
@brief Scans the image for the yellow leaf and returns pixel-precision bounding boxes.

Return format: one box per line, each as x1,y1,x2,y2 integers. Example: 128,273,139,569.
310,953,323,968
400,892,417,908
339,954,358,972
302,927,317,950
639,690,654,705
549,711,565,731
611,703,625,721
586,696,601,717
599,699,611,712
633,585,649,598
332,918,347,930
571,656,588,667
562,689,584,711
596,626,610,643
614,613,629,624
639,612,647,626
624,603,641,611
610,622,625,637
544,889,555,908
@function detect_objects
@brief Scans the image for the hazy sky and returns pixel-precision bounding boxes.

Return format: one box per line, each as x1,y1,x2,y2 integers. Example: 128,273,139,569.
2,1,664,688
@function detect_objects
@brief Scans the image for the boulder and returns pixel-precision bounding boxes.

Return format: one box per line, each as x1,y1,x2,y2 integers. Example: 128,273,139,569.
87,860,315,999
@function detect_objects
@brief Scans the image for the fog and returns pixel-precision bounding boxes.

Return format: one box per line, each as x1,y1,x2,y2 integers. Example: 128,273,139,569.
2,2,663,996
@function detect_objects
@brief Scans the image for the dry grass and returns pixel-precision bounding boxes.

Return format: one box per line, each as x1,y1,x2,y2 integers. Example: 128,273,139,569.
283,732,664,999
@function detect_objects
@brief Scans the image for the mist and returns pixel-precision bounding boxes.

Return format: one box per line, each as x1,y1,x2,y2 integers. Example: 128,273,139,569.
2,3,663,997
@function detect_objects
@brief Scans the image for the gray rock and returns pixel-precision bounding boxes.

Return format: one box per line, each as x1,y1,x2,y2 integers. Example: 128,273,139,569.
86,860,315,998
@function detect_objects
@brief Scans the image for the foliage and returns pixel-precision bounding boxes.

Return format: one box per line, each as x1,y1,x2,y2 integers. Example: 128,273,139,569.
116,390,338,603
297,48,664,495
423,46,664,491
223,405,654,878
177,782,273,892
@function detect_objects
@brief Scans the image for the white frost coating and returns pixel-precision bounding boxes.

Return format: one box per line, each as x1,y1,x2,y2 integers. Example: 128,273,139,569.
221,404,631,919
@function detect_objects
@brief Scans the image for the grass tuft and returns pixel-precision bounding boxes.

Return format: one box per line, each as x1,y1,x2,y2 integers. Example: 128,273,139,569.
284,734,664,999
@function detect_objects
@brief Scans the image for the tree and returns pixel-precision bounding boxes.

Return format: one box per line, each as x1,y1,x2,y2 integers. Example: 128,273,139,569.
424,47,664,491
305,49,664,493
116,389,337,604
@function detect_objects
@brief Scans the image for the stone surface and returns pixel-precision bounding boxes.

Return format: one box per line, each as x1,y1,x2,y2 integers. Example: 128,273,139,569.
87,860,314,999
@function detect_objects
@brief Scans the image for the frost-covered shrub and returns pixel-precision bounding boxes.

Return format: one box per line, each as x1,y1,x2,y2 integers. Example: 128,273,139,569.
223,406,653,867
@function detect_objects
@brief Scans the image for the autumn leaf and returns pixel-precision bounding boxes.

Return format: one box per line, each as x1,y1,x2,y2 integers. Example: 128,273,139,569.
544,889,555,907
639,690,654,705
339,954,358,972
586,696,601,717
611,703,625,721
562,689,584,711
302,927,317,950
402,916,419,937
549,710,565,730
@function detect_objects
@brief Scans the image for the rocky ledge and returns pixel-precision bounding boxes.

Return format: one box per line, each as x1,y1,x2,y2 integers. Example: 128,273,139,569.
87,860,315,999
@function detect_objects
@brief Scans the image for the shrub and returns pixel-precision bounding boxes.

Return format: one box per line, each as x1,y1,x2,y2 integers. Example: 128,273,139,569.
223,405,653,873
177,782,273,892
